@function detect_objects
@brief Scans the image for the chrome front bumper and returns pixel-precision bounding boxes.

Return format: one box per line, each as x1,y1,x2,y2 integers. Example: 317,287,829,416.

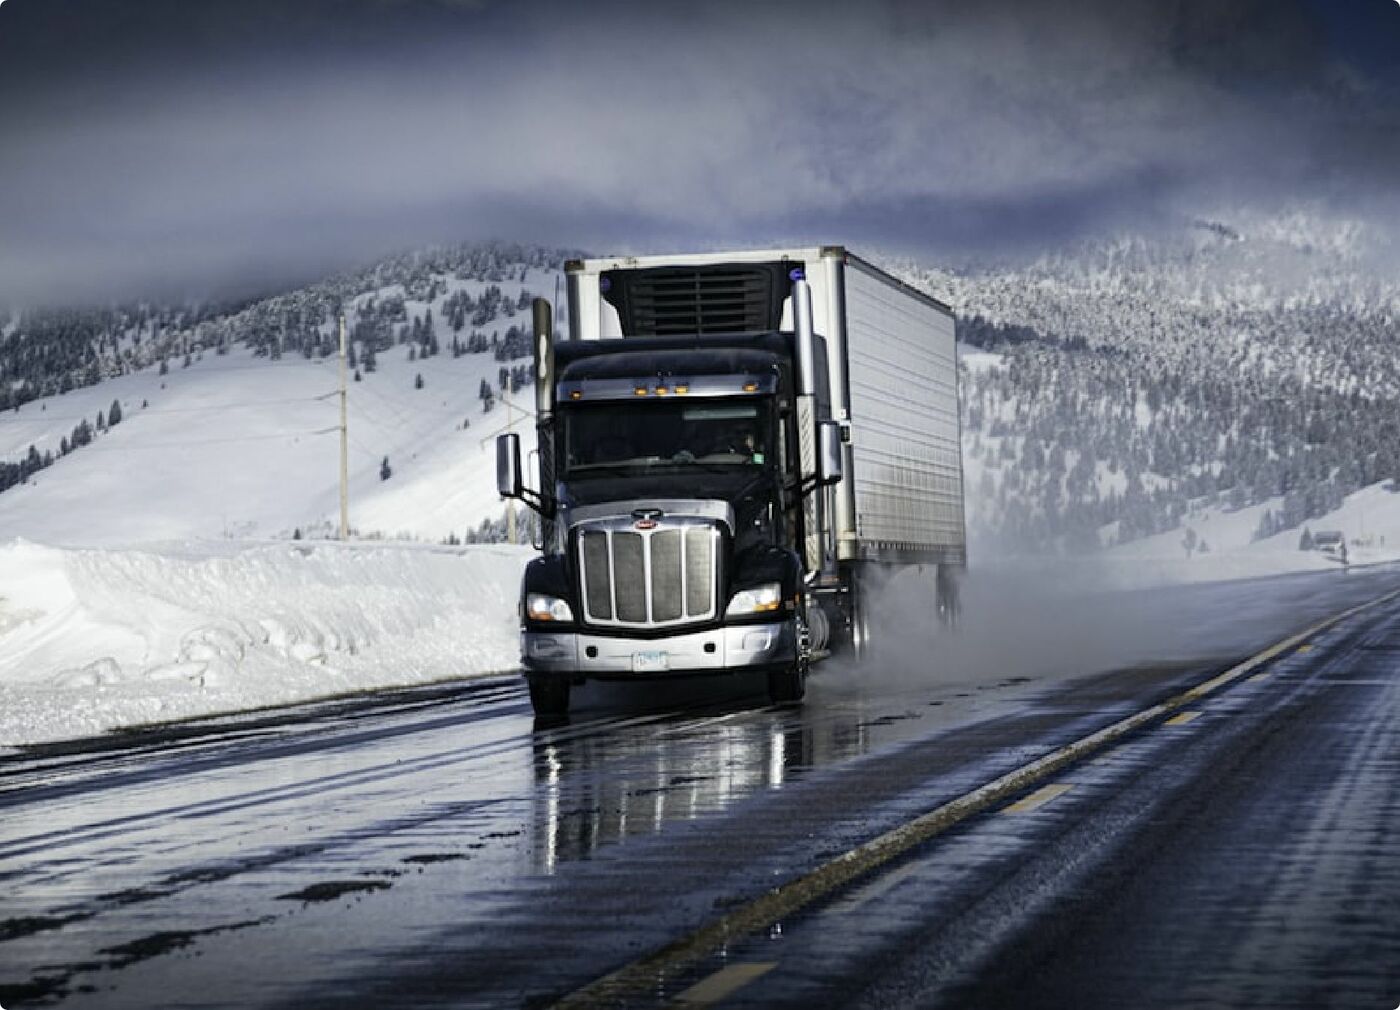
522,621,795,677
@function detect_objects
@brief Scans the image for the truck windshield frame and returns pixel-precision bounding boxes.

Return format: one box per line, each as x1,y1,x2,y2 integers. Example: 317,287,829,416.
561,398,775,478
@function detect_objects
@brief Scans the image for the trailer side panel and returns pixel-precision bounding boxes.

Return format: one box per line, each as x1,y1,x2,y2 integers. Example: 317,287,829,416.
841,257,965,564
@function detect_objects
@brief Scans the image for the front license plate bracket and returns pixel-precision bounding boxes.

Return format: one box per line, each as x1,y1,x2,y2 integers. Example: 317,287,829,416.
632,650,669,673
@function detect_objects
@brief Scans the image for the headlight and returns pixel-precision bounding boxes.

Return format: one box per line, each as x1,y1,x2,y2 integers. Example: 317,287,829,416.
725,581,783,617
525,593,574,622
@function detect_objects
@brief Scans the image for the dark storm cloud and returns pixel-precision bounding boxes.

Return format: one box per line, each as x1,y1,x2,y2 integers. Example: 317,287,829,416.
0,0,1397,304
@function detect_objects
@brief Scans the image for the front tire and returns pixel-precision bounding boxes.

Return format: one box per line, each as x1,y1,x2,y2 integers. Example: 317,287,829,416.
767,660,806,704
527,676,570,718
768,608,810,704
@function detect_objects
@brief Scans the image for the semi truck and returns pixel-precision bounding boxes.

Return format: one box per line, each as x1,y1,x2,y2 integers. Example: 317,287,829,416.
497,246,966,717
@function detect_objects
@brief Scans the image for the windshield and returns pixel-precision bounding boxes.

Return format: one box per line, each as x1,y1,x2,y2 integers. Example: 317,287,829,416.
563,400,772,476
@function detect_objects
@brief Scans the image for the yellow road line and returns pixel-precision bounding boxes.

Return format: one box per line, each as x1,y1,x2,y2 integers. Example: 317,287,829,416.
548,585,1400,1010
1165,711,1202,726
1003,783,1074,813
1297,644,1313,653
672,963,777,1006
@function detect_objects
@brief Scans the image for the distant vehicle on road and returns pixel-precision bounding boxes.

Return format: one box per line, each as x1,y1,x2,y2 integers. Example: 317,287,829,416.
1312,530,1348,563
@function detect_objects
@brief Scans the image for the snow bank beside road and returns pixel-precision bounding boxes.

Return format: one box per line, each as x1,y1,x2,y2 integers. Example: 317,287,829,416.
0,540,529,747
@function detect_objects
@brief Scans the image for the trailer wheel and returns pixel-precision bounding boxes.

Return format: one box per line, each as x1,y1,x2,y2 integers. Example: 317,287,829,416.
936,565,961,628
527,676,571,719
851,567,875,660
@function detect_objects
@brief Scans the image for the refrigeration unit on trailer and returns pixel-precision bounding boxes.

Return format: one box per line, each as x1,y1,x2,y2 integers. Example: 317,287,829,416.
497,246,966,716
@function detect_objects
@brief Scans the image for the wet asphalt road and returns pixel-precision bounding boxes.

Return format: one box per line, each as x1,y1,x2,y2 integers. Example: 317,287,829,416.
2,565,1399,1008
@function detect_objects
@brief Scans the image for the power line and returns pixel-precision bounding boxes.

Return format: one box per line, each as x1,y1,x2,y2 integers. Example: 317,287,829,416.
2,394,335,425
75,429,336,451
150,359,338,374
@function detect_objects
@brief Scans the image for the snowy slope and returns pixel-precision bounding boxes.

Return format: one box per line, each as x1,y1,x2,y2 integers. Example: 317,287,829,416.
0,285,545,547
887,211,1400,558
0,260,552,745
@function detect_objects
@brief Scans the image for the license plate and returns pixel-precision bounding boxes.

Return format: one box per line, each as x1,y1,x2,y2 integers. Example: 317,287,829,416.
632,650,669,673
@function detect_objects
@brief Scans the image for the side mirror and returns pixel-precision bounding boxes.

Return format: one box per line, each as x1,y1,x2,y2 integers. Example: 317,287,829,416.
818,421,844,486
497,433,523,498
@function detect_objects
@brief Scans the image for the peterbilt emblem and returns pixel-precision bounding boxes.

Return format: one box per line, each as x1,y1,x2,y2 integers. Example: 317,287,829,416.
632,507,664,530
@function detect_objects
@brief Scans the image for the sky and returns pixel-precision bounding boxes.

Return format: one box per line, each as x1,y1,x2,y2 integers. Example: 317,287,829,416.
1,0,1398,305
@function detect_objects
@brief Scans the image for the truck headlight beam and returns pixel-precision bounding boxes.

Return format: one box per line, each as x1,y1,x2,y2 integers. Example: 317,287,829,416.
526,593,575,623
725,582,784,617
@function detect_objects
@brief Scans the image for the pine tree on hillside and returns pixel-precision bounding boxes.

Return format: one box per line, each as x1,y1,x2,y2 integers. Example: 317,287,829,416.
380,456,392,481
108,399,122,426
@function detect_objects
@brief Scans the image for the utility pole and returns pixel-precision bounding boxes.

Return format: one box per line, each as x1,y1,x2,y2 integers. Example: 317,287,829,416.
505,382,517,545
338,313,349,540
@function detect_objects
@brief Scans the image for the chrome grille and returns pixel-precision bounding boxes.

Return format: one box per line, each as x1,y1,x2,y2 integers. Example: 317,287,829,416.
577,520,721,628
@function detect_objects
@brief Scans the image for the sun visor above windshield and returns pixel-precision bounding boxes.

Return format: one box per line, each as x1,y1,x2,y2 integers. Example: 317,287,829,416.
558,372,778,402
557,347,784,401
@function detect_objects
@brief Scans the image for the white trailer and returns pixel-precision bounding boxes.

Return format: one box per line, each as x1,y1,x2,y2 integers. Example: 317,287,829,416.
566,247,966,572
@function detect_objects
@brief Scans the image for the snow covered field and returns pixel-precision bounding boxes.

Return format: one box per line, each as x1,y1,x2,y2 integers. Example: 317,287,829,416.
0,539,528,747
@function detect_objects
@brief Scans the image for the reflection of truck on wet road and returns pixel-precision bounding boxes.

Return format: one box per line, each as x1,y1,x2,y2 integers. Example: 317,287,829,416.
498,247,966,717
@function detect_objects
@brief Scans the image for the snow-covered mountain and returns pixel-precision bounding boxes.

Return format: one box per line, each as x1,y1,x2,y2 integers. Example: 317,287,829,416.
877,211,1400,559
0,243,556,545
2,218,1397,559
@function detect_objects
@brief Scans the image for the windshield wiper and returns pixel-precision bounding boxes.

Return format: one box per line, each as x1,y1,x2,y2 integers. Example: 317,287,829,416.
566,463,644,477
652,461,753,475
